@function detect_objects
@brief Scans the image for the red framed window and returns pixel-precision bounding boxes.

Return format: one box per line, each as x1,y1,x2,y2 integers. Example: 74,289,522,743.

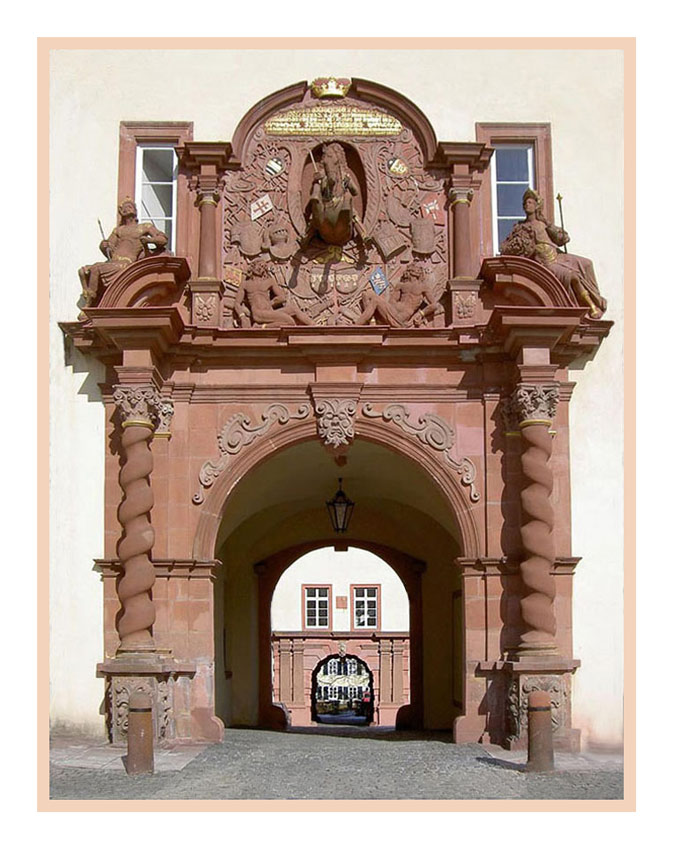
303,585,332,630
351,585,380,630
475,123,554,258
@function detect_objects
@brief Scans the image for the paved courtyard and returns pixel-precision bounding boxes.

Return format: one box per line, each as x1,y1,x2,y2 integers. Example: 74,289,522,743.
49,726,623,801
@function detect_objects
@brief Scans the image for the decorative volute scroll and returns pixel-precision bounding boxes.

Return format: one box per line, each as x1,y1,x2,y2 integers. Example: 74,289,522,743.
193,403,312,503
362,403,480,502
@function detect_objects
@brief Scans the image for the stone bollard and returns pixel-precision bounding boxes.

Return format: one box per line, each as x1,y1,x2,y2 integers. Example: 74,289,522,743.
526,690,554,772
126,690,154,775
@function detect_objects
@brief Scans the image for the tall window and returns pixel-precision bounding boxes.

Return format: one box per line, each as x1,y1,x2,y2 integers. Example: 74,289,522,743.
304,586,331,629
118,122,193,257
352,586,379,630
135,145,178,252
475,123,553,258
491,145,534,250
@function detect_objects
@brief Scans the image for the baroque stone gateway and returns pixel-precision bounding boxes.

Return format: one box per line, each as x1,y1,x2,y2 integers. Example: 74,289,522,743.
61,77,611,750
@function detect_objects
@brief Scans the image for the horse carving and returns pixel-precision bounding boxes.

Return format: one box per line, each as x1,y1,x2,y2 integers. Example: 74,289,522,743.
304,142,368,247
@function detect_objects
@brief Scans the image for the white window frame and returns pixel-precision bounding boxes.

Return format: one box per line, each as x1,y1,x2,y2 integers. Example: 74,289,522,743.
490,144,534,254
135,144,178,252
353,586,379,630
304,586,330,629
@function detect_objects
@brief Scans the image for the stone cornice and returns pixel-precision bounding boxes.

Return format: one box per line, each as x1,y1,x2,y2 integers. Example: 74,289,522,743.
456,556,581,576
95,559,221,579
62,310,609,370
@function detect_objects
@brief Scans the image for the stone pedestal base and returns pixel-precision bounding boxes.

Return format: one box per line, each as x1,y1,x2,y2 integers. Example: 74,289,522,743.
502,657,581,752
97,653,196,744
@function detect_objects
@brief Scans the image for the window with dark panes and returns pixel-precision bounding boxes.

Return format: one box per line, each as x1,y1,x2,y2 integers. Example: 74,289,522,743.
305,586,330,628
353,586,378,629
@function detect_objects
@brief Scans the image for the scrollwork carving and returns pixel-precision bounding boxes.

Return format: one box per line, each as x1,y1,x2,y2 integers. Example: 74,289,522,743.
193,403,312,503
362,403,480,501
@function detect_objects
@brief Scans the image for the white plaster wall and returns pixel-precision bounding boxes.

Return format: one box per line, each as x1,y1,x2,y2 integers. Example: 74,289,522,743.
271,548,409,632
50,47,624,745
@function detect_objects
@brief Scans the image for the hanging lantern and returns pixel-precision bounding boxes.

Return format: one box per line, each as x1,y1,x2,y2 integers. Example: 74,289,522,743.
326,478,355,534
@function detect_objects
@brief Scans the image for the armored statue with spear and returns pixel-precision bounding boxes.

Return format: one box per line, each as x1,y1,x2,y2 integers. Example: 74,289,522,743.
77,198,168,316
500,188,607,319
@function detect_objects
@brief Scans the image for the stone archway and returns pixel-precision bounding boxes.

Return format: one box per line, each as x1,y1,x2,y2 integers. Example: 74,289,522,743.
255,538,425,731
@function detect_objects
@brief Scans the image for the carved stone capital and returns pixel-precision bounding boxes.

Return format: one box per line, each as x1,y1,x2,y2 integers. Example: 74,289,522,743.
112,385,162,429
314,398,358,449
449,187,474,207
499,397,521,435
155,399,175,435
511,384,559,425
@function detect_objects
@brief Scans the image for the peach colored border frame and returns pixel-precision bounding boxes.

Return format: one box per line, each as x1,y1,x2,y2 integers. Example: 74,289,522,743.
38,36,635,813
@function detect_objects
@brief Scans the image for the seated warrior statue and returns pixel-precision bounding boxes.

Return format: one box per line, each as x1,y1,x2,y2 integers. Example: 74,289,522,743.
234,259,313,328
500,188,607,318
78,198,168,313
304,142,368,247
355,262,443,327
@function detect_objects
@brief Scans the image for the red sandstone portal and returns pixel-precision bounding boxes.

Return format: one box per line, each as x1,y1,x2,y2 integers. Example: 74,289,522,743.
61,77,610,751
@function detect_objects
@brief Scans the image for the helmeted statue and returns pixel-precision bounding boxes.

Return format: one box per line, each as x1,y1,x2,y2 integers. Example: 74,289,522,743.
500,188,606,318
78,198,168,315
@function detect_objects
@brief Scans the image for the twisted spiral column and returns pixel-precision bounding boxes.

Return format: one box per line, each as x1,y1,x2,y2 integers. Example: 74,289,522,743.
512,384,560,655
113,386,160,652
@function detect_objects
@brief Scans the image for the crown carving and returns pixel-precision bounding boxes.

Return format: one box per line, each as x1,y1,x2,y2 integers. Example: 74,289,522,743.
311,77,351,98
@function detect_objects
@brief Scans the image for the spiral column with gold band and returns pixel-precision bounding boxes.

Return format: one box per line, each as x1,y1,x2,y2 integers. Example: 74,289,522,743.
449,186,474,278
511,383,560,655
112,385,161,652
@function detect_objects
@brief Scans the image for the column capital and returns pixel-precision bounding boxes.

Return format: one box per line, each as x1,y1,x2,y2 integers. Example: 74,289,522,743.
511,383,559,426
113,384,162,430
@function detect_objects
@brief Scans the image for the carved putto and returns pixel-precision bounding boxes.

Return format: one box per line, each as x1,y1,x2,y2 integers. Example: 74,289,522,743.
78,198,168,316
500,189,607,319
234,259,312,328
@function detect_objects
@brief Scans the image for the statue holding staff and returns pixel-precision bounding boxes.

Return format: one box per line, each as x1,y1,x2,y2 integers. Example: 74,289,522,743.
500,188,607,319
78,198,168,314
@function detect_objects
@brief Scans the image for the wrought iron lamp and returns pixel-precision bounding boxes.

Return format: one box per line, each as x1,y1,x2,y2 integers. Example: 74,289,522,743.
326,478,355,534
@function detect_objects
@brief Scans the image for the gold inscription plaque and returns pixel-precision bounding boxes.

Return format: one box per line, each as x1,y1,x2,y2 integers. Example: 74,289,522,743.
265,106,402,137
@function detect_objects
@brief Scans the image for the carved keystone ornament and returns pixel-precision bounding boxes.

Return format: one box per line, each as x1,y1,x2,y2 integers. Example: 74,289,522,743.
314,398,358,448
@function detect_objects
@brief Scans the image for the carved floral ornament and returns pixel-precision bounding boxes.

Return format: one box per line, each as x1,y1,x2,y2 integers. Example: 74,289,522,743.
193,401,480,505
112,385,174,432
511,384,560,425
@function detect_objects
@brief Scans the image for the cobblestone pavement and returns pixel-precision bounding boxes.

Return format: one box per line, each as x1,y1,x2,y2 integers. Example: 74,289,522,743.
49,727,624,801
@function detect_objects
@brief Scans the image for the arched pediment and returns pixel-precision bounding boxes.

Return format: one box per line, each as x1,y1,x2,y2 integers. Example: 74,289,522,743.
480,256,576,309
96,255,190,309
230,77,438,165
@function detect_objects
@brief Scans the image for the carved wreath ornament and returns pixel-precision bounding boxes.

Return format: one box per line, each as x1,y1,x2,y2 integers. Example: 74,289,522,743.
193,401,480,504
